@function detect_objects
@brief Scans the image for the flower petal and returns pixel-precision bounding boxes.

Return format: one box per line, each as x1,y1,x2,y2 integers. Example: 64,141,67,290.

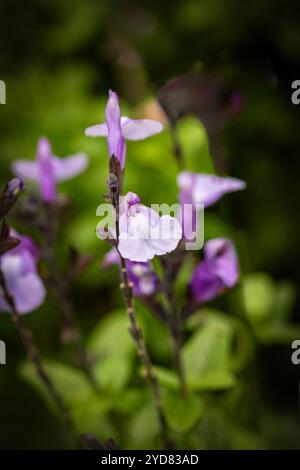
147,215,182,255
190,261,223,303
121,117,163,140
205,238,238,288
84,123,108,137
37,137,56,203
178,171,246,207
118,212,182,262
52,153,88,181
9,272,46,314
1,249,46,315
12,160,39,181
106,90,126,167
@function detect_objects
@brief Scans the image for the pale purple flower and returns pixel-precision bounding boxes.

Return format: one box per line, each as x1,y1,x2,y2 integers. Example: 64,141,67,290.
190,238,239,303
177,171,246,240
102,247,160,297
0,230,46,314
117,192,182,262
177,171,246,208
85,90,163,168
12,137,88,203
97,192,182,261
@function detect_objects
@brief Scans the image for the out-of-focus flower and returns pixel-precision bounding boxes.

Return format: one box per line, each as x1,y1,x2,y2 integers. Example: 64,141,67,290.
117,192,182,262
177,172,246,241
0,230,46,314
190,238,239,303
12,137,88,203
102,247,160,297
178,172,246,208
85,90,163,169
0,178,25,220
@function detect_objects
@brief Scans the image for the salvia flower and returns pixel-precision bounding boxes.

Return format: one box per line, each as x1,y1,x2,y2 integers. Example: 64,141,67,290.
190,238,239,303
0,230,46,314
102,247,160,297
85,90,163,169
12,137,88,203
177,171,246,208
117,192,182,262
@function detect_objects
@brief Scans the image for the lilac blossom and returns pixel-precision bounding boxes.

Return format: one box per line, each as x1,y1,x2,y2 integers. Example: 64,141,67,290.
102,247,160,297
12,137,88,203
97,192,182,262
85,90,163,168
190,238,239,303
0,230,46,314
177,171,246,208
118,192,182,262
177,171,246,240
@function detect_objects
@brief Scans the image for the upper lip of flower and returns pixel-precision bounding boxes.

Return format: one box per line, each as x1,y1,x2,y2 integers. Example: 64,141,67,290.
12,137,88,203
84,89,164,170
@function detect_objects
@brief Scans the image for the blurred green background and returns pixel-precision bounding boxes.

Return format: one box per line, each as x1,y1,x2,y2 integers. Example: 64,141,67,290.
1,0,300,449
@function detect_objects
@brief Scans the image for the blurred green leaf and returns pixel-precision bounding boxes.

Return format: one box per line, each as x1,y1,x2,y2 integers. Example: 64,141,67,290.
177,116,215,173
20,360,94,409
87,310,135,391
155,366,180,390
241,273,299,344
162,391,204,432
183,316,236,390
242,273,274,322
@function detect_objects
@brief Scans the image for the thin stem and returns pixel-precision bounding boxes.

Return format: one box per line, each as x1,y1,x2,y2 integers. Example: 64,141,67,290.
0,264,79,446
111,188,169,447
38,204,98,391
160,257,187,398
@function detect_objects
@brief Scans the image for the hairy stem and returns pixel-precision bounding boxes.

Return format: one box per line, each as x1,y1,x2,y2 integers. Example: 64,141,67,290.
160,257,187,398
110,186,168,446
0,264,79,446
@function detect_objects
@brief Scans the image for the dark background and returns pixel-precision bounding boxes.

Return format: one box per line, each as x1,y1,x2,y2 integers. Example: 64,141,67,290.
0,0,300,449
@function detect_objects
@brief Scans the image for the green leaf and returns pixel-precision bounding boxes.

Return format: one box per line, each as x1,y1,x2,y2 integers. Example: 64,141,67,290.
163,391,204,432
20,360,94,409
272,281,296,322
87,310,135,391
242,273,274,322
182,316,236,391
155,366,180,390
177,116,215,173
126,397,159,449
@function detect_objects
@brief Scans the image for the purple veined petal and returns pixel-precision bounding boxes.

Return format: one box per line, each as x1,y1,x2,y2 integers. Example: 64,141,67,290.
36,137,56,203
204,238,238,288
84,123,108,137
52,153,88,181
12,160,39,181
178,171,246,207
121,117,163,140
105,90,126,167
